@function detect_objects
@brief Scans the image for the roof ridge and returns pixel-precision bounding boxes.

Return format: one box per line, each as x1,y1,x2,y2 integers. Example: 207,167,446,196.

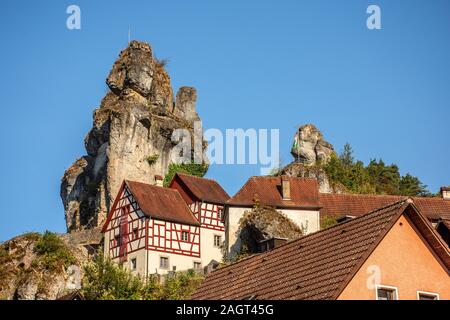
319,192,403,198
125,179,179,193
176,172,220,183
215,198,409,272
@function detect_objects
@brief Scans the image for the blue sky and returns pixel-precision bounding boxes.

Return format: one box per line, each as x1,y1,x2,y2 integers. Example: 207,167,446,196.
1,0,449,241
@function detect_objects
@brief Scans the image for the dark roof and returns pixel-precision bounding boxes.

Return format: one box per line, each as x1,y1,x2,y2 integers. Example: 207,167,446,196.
125,180,200,226
227,176,320,208
441,186,450,192
319,193,450,220
192,200,450,300
171,173,230,204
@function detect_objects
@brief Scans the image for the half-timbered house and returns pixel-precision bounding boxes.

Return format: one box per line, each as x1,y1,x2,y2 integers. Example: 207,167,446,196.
102,180,202,275
169,173,230,265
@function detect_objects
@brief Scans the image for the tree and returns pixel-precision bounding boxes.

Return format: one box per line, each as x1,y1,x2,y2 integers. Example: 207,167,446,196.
323,144,432,196
340,143,354,167
399,174,430,197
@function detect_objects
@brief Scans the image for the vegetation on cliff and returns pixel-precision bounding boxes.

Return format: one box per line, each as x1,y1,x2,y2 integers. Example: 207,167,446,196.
323,143,432,197
232,203,305,259
163,162,209,187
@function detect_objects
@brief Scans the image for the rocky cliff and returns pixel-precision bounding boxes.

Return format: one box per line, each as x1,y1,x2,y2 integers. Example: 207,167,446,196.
278,124,342,193
0,230,101,300
61,41,202,232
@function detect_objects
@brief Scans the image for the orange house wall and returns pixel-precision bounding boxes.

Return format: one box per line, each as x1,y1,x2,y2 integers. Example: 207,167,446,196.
338,215,450,300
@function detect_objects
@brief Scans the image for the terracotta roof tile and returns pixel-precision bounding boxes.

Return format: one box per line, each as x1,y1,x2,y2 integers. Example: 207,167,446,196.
193,200,411,300
411,197,450,219
173,173,230,204
126,180,200,226
319,193,450,220
227,177,320,208
319,193,403,217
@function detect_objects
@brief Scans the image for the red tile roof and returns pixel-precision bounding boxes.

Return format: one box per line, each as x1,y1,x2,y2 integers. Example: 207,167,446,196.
412,197,450,219
319,193,450,220
171,173,230,204
125,180,200,226
319,193,403,217
192,200,450,300
227,176,320,208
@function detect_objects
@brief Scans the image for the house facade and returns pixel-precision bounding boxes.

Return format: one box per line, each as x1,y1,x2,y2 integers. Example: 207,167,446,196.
169,173,230,265
102,180,203,275
192,200,450,300
224,176,321,258
102,174,229,276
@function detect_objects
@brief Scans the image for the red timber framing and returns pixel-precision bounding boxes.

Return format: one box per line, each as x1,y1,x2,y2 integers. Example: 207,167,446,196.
103,182,201,260
190,202,225,231
104,185,146,261
148,219,200,257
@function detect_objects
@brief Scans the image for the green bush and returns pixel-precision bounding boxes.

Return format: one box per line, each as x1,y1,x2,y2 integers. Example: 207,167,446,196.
320,216,338,229
158,269,204,300
163,162,209,187
82,254,153,300
34,231,76,271
146,154,159,166
82,253,204,300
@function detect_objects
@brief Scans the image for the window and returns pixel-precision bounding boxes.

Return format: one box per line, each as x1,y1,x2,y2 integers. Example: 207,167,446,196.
417,291,439,300
114,235,121,247
160,257,169,269
214,235,222,247
133,228,139,240
218,208,223,220
376,285,398,300
194,262,202,270
181,231,190,242
130,258,137,271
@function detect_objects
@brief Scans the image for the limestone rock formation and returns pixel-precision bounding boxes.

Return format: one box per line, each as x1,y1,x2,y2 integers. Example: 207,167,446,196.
61,41,202,232
0,231,101,300
278,124,342,193
291,124,334,165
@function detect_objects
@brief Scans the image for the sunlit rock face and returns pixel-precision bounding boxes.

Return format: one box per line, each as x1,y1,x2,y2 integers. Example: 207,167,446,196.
61,41,202,232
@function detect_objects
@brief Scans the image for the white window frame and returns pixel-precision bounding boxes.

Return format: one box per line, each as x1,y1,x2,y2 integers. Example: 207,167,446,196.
417,290,439,300
375,284,398,300
213,234,222,248
193,261,202,270
181,231,190,242
159,256,169,269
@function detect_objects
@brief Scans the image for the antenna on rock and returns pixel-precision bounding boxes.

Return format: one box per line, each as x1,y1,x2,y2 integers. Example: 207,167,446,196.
128,26,131,44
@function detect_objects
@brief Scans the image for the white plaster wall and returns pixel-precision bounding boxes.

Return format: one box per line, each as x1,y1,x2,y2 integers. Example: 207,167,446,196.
146,251,202,275
200,227,224,265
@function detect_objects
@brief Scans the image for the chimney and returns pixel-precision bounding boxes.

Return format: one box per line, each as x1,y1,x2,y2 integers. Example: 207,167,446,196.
281,177,291,200
441,186,450,200
155,175,164,187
